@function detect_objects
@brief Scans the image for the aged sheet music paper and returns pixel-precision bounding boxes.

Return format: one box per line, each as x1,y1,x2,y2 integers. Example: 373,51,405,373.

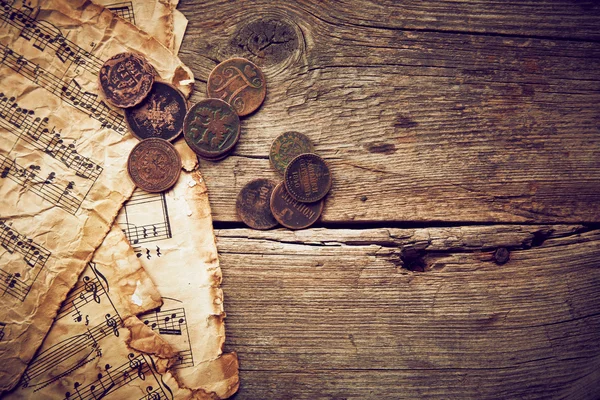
0,0,193,392
117,146,239,398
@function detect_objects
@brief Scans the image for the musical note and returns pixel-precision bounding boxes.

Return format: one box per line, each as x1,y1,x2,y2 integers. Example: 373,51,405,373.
118,190,173,245
0,322,5,341
71,301,82,323
0,44,127,134
140,307,194,368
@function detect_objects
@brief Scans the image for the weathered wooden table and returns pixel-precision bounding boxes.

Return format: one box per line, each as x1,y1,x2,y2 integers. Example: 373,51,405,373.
178,1,600,398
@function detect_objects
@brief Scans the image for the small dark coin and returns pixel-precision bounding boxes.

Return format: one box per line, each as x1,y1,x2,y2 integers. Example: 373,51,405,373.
183,99,241,159
207,58,266,116
127,138,181,193
236,179,278,230
99,52,154,108
125,82,187,142
270,131,314,175
284,153,332,203
270,183,323,230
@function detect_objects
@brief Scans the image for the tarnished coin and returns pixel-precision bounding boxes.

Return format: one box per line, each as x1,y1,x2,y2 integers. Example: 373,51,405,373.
127,138,181,193
236,179,278,230
99,52,154,108
207,58,266,116
270,183,323,230
284,153,332,203
270,131,314,175
183,99,241,159
125,82,187,142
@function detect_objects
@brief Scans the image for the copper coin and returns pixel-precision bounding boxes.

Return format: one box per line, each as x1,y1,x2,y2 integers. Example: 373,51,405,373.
284,153,332,203
270,131,314,175
127,138,181,193
236,179,278,230
124,82,187,142
207,58,266,116
270,182,323,230
183,99,241,159
99,52,154,108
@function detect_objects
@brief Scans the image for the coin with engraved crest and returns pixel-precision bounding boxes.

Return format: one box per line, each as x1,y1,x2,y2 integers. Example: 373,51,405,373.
183,99,241,159
270,182,323,229
207,58,266,116
284,153,332,203
270,131,314,175
125,82,187,142
236,178,278,230
127,138,181,193
99,52,154,108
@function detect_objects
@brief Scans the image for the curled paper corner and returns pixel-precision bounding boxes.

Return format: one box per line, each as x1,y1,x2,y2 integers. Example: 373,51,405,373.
179,78,194,86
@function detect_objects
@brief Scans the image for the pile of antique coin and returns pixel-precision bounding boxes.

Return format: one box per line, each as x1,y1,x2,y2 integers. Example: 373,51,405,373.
99,52,331,229
237,132,332,230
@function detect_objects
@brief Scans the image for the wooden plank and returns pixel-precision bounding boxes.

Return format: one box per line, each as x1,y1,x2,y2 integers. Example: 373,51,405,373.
215,225,600,399
177,0,600,223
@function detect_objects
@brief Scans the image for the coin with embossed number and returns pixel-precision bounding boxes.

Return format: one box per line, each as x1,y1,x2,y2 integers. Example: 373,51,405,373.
270,131,314,175
270,182,323,230
236,179,278,230
99,52,154,108
127,138,181,193
284,153,332,203
207,58,266,116
183,99,241,159
124,82,187,142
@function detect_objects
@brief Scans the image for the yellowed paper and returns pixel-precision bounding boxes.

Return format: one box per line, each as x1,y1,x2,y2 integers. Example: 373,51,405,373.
172,9,188,55
4,226,193,399
117,166,240,398
0,0,193,392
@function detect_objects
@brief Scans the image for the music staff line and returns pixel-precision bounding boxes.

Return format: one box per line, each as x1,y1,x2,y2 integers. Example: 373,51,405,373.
55,276,107,323
119,191,173,245
0,93,103,181
0,43,127,134
0,0,104,76
141,307,194,369
0,220,51,301
0,154,83,214
106,1,136,25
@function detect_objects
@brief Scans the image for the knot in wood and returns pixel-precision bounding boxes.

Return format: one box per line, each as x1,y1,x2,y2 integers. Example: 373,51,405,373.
493,247,510,265
231,18,299,66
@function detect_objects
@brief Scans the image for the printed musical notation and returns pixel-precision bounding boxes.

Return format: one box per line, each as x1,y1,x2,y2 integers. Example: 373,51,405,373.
141,306,194,369
62,353,173,400
107,1,136,24
0,220,51,301
0,93,103,180
0,154,84,214
0,43,127,134
56,267,109,323
0,0,104,76
118,190,173,246
0,322,6,341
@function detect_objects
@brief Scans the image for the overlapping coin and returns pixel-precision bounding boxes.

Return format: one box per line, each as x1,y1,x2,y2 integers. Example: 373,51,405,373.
284,153,332,203
236,179,278,230
124,82,187,142
183,99,241,160
207,57,266,116
99,52,154,108
127,138,181,193
270,183,323,229
270,131,314,175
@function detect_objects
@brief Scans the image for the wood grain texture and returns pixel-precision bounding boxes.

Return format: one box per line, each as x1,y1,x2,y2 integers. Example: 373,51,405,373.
215,226,600,399
178,0,600,223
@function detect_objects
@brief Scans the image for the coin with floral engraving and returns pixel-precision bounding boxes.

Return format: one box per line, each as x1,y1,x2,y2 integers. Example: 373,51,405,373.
207,58,266,116
99,52,154,108
284,153,332,203
124,82,187,142
127,138,181,193
183,99,241,159
270,182,323,229
270,131,314,175
236,179,278,230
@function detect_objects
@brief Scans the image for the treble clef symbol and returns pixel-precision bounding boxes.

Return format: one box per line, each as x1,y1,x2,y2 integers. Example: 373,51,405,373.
128,353,146,381
105,314,119,337
83,276,100,303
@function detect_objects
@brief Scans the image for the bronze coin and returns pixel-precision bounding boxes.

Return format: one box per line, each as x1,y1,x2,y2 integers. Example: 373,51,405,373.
270,182,323,230
183,99,241,159
270,131,314,175
127,138,181,193
207,58,266,116
236,179,278,230
125,82,188,142
99,52,154,108
284,153,332,203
